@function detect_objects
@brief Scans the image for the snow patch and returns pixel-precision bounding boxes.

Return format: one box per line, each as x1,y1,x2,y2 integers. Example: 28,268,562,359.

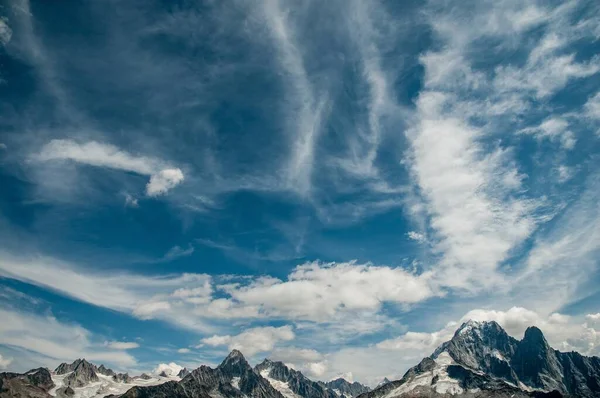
384,351,465,397
49,371,180,398
232,377,241,390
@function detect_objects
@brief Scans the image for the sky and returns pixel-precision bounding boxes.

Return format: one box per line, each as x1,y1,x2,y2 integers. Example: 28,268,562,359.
0,0,600,387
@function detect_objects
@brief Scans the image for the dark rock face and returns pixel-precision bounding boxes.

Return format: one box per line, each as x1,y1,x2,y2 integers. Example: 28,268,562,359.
64,359,99,387
255,359,337,398
178,368,190,378
358,320,598,398
55,386,75,397
375,377,390,388
118,350,285,398
98,364,117,377
113,373,134,383
322,378,370,397
119,380,193,398
138,373,153,380
0,368,54,398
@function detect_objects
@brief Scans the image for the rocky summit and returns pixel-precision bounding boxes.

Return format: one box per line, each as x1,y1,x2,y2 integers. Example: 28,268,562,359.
255,359,337,398
0,368,54,398
360,320,600,398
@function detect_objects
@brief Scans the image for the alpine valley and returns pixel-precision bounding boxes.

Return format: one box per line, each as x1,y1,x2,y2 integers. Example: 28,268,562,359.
2,321,599,398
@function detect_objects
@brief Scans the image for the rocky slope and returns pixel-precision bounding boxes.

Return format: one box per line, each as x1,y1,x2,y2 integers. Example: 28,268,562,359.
321,378,370,397
0,368,54,398
359,320,600,398
255,359,336,398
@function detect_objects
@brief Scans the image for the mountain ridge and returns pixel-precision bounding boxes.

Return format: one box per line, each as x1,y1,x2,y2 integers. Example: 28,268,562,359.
3,320,599,397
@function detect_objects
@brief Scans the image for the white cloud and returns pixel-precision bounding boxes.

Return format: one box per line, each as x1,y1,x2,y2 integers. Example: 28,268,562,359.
409,91,538,290
0,307,136,368
0,253,437,333
260,0,326,196
177,348,191,354
163,245,195,261
146,168,184,196
335,306,600,385
124,193,139,207
517,172,600,313
585,92,600,120
0,18,12,46
406,231,426,244
270,346,323,363
105,341,140,350
306,361,327,378
521,117,576,149
35,140,184,196
0,354,13,369
222,261,436,322
0,253,214,332
556,165,573,183
200,325,295,356
152,362,183,376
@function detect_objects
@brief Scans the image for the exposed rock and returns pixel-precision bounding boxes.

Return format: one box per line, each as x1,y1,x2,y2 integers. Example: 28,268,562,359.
0,368,54,398
322,378,370,397
113,372,134,383
98,364,117,377
178,368,190,378
119,380,193,398
63,359,99,387
55,386,75,397
358,320,598,398
256,359,337,398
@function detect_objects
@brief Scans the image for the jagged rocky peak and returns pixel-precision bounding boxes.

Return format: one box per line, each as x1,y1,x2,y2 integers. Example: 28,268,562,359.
63,358,99,387
256,359,337,398
324,377,370,397
0,367,56,398
218,349,252,376
97,364,116,376
177,367,190,378
375,377,390,388
113,372,133,383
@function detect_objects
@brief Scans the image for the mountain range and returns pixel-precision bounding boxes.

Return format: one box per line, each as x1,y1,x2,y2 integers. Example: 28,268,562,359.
1,321,599,398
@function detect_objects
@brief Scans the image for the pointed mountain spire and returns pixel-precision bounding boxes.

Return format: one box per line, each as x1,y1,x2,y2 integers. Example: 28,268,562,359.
218,349,252,377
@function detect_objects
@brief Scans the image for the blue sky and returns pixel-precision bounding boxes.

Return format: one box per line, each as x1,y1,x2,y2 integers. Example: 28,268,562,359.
1,0,600,386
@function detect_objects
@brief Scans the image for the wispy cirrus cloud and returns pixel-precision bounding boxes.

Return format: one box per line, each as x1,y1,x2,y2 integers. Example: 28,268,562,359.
0,307,136,369
34,139,184,196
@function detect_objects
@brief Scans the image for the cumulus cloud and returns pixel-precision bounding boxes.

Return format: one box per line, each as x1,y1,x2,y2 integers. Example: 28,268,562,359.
146,168,185,196
406,231,426,244
200,325,295,356
0,354,12,370
34,140,184,196
105,341,140,350
220,261,436,322
152,362,183,376
378,307,600,358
